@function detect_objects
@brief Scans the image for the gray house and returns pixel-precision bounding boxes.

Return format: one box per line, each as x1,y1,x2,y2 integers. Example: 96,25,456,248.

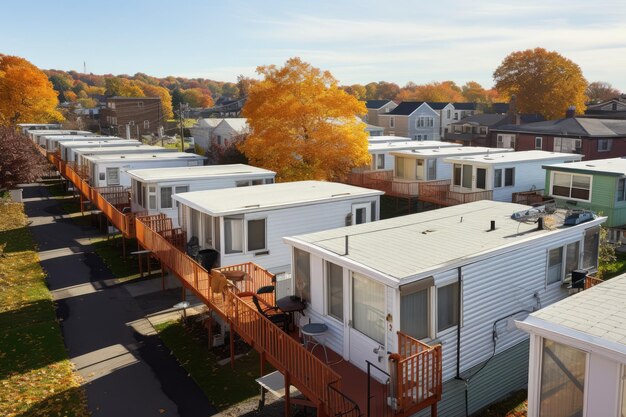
379,102,441,140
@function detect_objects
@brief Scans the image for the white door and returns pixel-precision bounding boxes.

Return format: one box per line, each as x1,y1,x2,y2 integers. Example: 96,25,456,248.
348,272,387,373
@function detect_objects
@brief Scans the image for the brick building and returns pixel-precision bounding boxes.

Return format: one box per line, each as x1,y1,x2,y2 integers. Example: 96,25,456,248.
100,97,162,138
491,116,626,161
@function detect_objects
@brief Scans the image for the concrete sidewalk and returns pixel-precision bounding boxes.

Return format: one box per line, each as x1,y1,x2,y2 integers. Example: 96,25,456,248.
22,183,216,417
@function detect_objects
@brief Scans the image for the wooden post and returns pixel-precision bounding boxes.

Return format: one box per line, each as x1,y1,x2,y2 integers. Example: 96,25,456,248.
284,372,291,417
431,403,437,417
80,193,84,216
122,236,126,258
161,266,166,291
260,350,266,377
147,254,151,277
229,319,235,370
181,285,186,301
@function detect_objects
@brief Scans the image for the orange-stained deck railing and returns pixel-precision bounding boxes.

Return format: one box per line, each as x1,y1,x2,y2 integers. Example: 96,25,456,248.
135,218,348,414
390,332,442,416
585,275,603,289
418,179,493,207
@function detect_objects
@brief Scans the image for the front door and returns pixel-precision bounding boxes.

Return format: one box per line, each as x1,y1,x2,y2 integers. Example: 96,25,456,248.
348,272,387,373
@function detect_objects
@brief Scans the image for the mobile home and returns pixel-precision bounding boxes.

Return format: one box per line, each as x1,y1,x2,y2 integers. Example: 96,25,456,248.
58,139,140,162
283,200,605,416
46,135,121,153
366,141,458,172
70,144,170,165
83,152,206,187
442,150,582,203
382,146,513,198
29,130,94,147
17,123,62,135
127,164,276,226
172,181,383,274
517,274,626,417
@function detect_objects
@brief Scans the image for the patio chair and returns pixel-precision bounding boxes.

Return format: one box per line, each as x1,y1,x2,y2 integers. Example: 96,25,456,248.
252,295,288,332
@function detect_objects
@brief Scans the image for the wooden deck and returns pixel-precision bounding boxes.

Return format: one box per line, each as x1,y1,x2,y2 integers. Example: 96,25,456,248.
418,179,493,207
46,150,443,417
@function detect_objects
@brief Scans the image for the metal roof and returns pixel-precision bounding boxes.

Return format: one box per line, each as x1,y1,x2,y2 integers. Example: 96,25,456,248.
287,200,606,284
543,157,626,177
367,135,412,143
494,117,626,137
443,150,582,165
127,164,276,182
73,145,169,154
172,181,383,216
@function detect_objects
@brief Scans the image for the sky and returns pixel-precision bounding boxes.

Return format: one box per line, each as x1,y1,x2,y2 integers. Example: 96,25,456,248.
2,0,626,90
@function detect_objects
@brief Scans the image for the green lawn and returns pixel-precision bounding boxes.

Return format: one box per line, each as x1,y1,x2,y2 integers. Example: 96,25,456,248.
0,202,87,417
155,319,263,410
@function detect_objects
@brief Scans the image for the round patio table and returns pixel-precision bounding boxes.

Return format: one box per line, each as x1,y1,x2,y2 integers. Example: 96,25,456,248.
301,323,329,363
276,296,306,331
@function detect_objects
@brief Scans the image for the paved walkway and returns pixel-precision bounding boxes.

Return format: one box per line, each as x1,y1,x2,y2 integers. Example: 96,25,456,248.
23,183,216,417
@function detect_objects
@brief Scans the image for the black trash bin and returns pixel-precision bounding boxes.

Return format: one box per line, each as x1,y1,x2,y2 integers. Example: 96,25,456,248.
197,248,219,271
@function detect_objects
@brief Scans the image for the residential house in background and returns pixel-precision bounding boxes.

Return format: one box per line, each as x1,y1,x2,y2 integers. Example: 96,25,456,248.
127,164,276,227
365,122,385,136
516,274,626,417
211,118,249,146
100,96,162,138
283,200,605,417
172,181,382,276
543,157,626,242
585,94,626,119
362,99,397,126
83,152,206,187
444,113,545,147
190,118,222,151
420,150,582,206
379,102,441,140
491,117,626,160
425,102,455,137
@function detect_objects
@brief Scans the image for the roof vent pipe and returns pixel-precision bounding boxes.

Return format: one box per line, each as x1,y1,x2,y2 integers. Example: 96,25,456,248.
490,220,496,231
344,235,349,256
538,217,544,230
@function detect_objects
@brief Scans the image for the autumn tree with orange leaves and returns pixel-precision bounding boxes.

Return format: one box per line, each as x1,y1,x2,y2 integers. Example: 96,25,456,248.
494,48,588,119
241,58,370,182
0,55,63,126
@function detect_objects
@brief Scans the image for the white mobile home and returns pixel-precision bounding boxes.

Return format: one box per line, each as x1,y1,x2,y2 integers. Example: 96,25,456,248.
283,200,605,416
443,150,582,202
46,135,121,153
173,181,383,274
366,140,458,172
517,274,626,417
29,130,94,147
127,164,276,226
367,135,412,144
83,152,206,188
17,123,62,135
58,139,139,161
71,144,171,165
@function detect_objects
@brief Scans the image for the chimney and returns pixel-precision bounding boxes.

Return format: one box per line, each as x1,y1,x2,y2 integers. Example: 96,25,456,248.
565,106,576,118
507,95,517,115
515,114,521,125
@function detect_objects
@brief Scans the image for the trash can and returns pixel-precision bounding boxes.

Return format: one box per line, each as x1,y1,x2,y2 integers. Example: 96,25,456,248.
571,269,588,289
197,248,219,271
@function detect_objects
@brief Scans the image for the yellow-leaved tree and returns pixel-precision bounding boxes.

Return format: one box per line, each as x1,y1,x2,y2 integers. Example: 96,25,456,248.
493,48,588,119
0,55,63,126
240,58,370,182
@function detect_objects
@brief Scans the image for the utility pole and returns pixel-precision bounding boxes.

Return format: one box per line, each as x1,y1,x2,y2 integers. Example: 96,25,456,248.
179,102,185,152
